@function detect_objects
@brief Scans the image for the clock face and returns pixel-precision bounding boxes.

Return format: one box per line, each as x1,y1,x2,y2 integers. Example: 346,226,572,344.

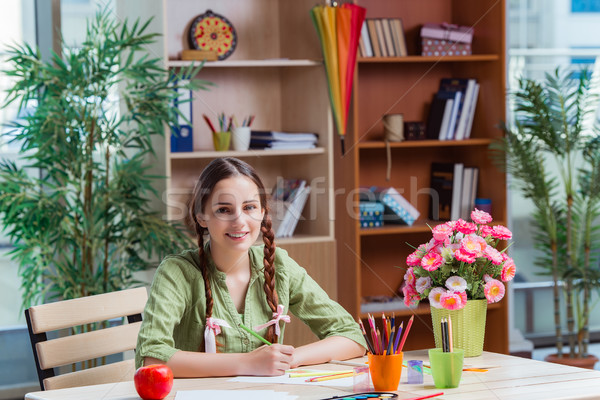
188,10,237,60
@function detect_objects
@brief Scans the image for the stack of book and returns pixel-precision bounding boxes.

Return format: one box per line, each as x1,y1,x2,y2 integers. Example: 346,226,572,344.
429,162,479,222
359,186,420,226
359,18,407,58
425,78,480,141
270,179,311,238
249,131,318,150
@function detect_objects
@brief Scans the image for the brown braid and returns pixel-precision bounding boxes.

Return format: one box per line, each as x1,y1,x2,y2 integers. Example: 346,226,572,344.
261,210,279,343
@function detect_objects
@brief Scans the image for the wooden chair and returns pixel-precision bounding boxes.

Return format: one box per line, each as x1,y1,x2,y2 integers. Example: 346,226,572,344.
24,287,148,390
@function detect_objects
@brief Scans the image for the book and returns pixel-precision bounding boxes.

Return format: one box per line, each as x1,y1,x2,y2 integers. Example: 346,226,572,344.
425,96,449,140
438,97,455,140
382,19,396,57
463,83,480,139
459,167,474,220
366,19,382,58
250,131,318,142
390,19,408,56
374,19,388,57
450,163,464,221
429,162,454,220
453,79,477,140
270,179,310,238
436,82,463,140
367,186,420,226
170,79,193,152
360,21,373,57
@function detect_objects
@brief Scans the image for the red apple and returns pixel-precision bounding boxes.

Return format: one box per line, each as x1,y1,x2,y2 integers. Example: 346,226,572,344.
134,364,174,400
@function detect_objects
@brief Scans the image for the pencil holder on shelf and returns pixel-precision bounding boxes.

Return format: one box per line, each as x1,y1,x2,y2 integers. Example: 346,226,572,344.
212,131,231,151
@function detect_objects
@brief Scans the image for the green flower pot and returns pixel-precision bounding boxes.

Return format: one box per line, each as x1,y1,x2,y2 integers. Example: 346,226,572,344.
430,299,487,357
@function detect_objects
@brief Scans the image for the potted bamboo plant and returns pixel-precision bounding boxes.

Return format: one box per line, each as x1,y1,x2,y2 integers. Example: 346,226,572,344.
492,68,600,368
0,8,207,309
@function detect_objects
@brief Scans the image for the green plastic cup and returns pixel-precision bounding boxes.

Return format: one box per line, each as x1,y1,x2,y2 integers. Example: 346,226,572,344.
428,348,464,388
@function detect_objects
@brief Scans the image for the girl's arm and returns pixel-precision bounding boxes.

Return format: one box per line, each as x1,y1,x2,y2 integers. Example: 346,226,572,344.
290,336,365,368
144,343,295,377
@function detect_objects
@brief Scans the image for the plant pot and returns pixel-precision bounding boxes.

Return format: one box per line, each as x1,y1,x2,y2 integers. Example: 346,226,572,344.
544,353,599,369
430,299,487,357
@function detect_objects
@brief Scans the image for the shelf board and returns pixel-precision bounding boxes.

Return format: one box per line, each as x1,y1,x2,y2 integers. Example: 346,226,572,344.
358,138,493,149
169,147,325,160
358,54,500,63
168,59,323,68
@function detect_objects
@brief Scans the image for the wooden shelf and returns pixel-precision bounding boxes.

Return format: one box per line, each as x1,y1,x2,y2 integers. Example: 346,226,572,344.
358,138,493,149
358,54,500,63
335,0,509,354
169,147,325,159
168,59,323,68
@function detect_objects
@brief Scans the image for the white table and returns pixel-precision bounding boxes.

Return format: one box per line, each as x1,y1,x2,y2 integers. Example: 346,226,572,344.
25,350,600,400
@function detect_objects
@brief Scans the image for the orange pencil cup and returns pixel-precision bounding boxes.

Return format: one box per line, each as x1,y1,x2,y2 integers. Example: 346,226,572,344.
368,352,403,391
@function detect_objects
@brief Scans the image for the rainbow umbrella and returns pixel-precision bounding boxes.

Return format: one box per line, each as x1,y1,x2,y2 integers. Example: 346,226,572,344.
311,3,366,155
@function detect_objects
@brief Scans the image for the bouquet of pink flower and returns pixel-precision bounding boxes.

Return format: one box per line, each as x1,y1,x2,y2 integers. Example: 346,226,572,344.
402,209,516,310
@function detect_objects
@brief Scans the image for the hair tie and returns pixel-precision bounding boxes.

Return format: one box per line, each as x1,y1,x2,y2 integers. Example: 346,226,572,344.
252,304,290,337
204,317,231,353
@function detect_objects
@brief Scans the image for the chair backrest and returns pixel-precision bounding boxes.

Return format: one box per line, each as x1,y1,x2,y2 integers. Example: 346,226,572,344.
24,287,148,391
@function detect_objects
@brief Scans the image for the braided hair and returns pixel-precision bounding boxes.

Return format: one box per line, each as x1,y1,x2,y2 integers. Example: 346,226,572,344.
187,157,280,345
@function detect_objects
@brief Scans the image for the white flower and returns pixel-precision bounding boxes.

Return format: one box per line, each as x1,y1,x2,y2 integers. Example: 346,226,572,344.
429,287,446,309
445,276,467,292
416,277,432,294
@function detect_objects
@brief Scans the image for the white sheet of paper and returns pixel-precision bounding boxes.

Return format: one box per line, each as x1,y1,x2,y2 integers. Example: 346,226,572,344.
174,390,297,400
229,374,354,388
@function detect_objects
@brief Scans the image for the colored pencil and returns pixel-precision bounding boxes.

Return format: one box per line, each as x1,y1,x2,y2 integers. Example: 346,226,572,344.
394,322,403,354
358,319,376,355
306,372,354,382
402,392,444,400
398,315,414,352
202,114,216,133
448,315,454,352
329,359,367,367
386,326,395,355
238,322,272,346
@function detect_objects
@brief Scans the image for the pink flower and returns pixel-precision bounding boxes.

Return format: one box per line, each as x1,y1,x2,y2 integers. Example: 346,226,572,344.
484,246,503,265
429,287,446,309
421,252,443,271
454,249,476,263
432,223,453,241
479,225,493,238
471,208,493,224
501,258,516,281
406,252,422,267
440,291,466,310
460,234,487,255
484,279,506,303
402,284,419,307
483,274,493,283
416,276,432,294
455,219,477,235
491,225,512,240
404,267,416,286
457,290,468,307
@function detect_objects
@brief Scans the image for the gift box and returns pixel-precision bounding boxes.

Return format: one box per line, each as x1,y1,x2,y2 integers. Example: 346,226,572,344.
359,201,384,228
420,23,473,56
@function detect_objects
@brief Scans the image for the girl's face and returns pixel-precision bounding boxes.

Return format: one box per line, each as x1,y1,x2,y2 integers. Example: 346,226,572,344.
198,175,265,256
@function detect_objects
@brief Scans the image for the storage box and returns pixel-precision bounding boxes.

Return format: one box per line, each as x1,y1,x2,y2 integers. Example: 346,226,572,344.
421,23,473,56
359,202,384,228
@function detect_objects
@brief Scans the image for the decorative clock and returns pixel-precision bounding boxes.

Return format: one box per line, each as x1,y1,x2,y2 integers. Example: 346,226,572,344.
188,10,237,60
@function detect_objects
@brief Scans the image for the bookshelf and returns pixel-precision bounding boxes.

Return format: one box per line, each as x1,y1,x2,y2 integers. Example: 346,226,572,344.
334,0,509,353
162,0,336,346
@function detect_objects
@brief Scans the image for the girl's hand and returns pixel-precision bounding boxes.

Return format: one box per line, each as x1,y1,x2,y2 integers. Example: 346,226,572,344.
244,344,295,376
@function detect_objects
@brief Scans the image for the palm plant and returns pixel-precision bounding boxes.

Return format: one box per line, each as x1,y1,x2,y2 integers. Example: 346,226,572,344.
0,8,207,309
492,68,600,359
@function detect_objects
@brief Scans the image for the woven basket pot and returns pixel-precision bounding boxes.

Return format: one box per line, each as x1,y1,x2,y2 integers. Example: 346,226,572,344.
430,299,487,357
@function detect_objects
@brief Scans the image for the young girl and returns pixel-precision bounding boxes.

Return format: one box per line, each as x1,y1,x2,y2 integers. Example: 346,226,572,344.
135,157,366,377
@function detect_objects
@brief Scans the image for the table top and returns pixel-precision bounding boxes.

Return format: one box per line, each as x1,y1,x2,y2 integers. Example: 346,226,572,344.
25,350,600,400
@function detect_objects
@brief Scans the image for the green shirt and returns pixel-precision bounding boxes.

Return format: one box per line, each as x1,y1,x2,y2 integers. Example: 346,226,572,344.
135,246,366,368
